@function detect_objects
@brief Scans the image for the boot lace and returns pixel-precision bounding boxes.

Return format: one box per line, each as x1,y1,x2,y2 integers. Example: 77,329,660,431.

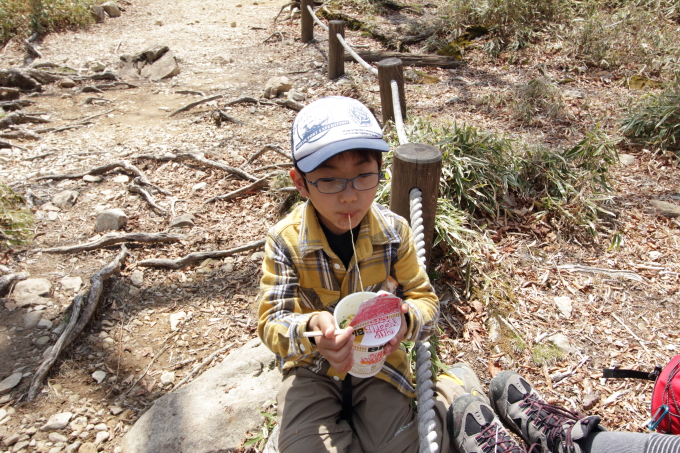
476,421,526,453
519,394,582,453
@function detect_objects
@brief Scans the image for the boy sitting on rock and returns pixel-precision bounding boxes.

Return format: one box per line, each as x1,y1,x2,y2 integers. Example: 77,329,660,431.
257,96,471,453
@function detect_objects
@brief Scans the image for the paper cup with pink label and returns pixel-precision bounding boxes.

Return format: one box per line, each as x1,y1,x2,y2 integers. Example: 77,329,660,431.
334,291,403,378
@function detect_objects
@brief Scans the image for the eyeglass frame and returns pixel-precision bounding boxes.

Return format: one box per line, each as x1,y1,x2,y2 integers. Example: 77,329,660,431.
304,171,385,194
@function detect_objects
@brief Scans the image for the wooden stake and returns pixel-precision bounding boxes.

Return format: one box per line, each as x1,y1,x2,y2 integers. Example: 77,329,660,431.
389,143,442,271
377,58,405,124
328,21,345,80
301,0,314,43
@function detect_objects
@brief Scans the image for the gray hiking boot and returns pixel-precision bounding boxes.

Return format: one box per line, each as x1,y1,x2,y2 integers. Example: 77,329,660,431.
490,371,604,453
442,362,490,405
447,393,526,453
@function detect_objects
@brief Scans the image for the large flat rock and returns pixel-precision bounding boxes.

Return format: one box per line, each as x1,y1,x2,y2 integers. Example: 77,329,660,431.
122,338,280,453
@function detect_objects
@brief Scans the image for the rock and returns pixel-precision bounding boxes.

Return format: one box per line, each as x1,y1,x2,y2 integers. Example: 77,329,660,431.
95,431,109,445
13,278,51,307
112,174,129,183
650,200,680,218
169,312,186,331
2,433,19,446
69,416,88,431
95,208,128,232
130,270,144,287
52,190,79,209
37,318,53,329
287,89,306,102
582,392,600,410
79,443,98,453
118,45,179,81
101,1,121,17
59,78,76,89
65,442,82,453
192,182,206,192
0,372,22,395
83,175,103,183
22,310,44,328
547,333,576,354
211,56,233,65
35,335,50,345
250,251,266,262
619,154,636,166
41,412,73,431
230,21,237,27
94,423,108,432
122,339,279,453
14,440,30,451
139,50,181,81
169,214,195,229
92,370,106,384
159,371,175,386
60,276,83,294
554,296,572,318
90,61,106,72
263,76,292,99
91,5,106,23
109,406,123,416
129,286,141,296
49,433,69,443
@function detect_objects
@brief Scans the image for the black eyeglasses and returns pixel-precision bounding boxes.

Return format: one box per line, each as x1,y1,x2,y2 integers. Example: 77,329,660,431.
305,172,384,194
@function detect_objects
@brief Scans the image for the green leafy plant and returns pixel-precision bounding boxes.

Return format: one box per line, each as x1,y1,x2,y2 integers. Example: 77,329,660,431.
0,0,98,46
620,78,680,155
242,402,277,452
0,183,34,249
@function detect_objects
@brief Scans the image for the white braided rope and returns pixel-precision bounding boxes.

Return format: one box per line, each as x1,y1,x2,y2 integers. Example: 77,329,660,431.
416,341,438,453
391,79,408,146
409,188,427,268
306,5,329,32
335,33,379,76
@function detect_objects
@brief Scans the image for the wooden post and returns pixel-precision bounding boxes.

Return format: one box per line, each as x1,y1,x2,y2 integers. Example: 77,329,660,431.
390,143,442,271
377,58,406,125
301,0,314,43
328,21,345,80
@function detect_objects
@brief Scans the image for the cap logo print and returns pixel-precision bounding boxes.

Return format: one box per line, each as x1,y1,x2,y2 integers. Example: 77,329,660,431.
294,109,348,152
348,104,372,126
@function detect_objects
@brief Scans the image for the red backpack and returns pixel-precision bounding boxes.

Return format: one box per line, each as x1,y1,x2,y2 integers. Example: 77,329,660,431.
603,354,680,435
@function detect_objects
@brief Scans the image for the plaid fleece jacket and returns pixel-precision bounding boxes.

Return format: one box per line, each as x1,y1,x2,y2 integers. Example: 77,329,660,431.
257,201,439,397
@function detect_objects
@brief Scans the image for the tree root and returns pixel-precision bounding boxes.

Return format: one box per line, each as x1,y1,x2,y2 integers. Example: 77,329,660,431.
212,109,244,127
35,160,171,195
245,144,290,165
0,272,29,297
128,178,168,217
137,239,265,269
27,245,129,402
0,112,51,129
204,178,269,203
169,94,223,117
135,151,257,182
37,232,183,254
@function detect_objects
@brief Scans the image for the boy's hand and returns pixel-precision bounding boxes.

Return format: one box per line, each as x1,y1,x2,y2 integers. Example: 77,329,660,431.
308,312,355,372
382,303,409,356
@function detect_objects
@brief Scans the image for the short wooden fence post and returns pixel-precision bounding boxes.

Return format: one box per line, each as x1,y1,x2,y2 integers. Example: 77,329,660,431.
328,21,345,79
389,143,442,271
377,58,405,124
301,0,314,43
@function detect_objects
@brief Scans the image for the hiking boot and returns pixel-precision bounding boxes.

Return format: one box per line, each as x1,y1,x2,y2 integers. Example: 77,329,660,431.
441,362,490,405
448,393,526,453
490,371,604,453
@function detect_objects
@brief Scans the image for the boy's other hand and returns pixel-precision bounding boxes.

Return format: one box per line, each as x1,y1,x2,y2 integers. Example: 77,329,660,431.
382,303,409,357
308,312,355,372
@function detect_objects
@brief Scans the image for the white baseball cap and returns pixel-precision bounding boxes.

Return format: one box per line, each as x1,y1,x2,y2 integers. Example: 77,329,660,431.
291,96,390,173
